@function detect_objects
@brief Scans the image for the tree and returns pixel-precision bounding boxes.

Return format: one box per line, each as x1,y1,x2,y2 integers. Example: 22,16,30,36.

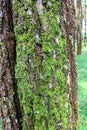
14,0,78,130
0,0,22,129
76,0,82,55
59,0,78,129
65,0,78,128
84,0,87,44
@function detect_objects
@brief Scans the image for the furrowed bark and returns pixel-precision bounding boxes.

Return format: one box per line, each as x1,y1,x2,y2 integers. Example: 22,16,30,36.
0,1,22,129
59,0,78,129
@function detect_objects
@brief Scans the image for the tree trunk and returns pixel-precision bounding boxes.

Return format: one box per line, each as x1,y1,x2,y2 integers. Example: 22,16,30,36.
0,1,22,129
76,0,82,55
84,0,87,45
14,0,78,130
59,0,78,129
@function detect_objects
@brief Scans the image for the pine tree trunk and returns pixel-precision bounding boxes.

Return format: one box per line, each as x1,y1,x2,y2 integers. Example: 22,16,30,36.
84,0,87,45
76,0,82,55
59,0,78,129
0,1,22,129
14,0,78,130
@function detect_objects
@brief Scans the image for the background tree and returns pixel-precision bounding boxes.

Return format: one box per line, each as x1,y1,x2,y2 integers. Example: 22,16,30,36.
76,0,82,55
84,0,87,44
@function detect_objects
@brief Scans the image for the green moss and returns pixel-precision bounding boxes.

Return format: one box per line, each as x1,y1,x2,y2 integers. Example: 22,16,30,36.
14,0,72,129
0,42,2,47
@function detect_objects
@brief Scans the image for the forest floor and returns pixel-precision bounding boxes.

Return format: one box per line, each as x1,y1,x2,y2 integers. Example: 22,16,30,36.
76,45,87,130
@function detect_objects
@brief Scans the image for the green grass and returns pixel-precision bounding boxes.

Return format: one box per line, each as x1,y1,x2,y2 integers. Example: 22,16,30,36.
0,119,2,130
76,46,87,130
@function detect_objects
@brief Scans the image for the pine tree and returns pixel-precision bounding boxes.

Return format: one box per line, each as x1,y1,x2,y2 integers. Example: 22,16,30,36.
14,0,78,130
0,1,22,129
76,0,82,55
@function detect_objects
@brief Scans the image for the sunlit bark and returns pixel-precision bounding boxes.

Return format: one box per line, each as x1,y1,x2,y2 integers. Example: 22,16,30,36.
59,0,78,129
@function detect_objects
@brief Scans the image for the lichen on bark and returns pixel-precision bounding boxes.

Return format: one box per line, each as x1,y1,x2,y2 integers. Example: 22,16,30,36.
14,0,78,130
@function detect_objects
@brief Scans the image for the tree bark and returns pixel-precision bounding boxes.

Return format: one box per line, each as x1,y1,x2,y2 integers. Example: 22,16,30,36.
0,1,22,129
14,0,78,129
59,0,78,129
76,0,82,55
